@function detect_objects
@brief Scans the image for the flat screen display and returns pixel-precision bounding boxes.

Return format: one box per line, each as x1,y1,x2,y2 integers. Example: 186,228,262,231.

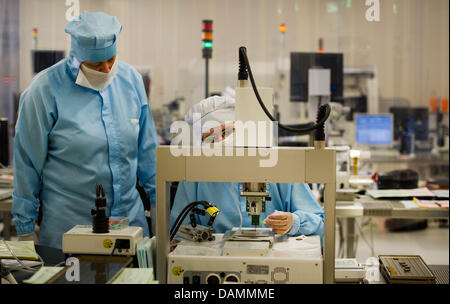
355,114,393,146
290,52,343,102
32,50,65,74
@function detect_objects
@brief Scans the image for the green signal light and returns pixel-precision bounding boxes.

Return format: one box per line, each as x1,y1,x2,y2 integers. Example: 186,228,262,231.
203,41,213,48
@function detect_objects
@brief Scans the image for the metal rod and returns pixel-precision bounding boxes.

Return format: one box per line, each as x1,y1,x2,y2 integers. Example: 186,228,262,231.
205,58,209,98
324,182,336,283
156,181,170,283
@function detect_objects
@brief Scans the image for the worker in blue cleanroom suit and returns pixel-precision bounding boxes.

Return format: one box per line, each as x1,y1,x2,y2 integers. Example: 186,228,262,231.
12,11,158,249
170,95,324,239
171,182,325,238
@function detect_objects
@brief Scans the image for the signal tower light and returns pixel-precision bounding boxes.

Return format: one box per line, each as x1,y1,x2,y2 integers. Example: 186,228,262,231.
202,20,213,98
32,28,38,40
32,28,38,49
202,20,213,59
318,38,324,53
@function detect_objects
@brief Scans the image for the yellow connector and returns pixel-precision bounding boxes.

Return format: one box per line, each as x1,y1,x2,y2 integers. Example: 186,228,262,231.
206,206,220,217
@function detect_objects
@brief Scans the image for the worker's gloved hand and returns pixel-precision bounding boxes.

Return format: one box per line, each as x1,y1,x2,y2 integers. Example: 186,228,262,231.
170,238,181,252
18,231,40,244
264,211,293,235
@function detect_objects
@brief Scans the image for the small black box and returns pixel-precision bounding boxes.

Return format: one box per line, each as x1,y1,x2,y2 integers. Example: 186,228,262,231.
377,169,418,190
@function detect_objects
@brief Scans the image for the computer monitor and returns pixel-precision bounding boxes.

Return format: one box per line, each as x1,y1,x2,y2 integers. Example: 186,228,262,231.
290,52,343,102
390,107,411,141
0,118,9,166
389,107,429,141
411,108,429,141
32,50,65,74
355,114,393,146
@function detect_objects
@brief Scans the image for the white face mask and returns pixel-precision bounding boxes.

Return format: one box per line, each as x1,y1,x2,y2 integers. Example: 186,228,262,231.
75,58,118,91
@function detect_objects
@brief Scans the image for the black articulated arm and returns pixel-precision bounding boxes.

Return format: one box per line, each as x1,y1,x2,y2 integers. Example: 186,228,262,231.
170,201,220,241
238,46,331,136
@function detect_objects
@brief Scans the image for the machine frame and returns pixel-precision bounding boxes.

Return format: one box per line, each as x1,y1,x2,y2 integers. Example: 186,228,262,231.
156,145,336,284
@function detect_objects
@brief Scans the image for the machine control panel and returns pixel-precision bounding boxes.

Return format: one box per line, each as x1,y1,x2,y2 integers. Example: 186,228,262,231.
379,255,436,284
183,271,242,284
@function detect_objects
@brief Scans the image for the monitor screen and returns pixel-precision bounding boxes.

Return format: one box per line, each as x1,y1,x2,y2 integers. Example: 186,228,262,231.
32,50,65,74
355,114,393,146
389,107,429,141
290,52,343,102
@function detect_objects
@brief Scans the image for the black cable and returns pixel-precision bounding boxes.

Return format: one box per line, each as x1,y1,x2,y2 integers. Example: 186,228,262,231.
170,202,206,238
238,48,248,81
190,213,197,228
170,205,196,241
192,208,206,216
315,103,328,141
136,178,152,237
170,202,198,236
170,203,206,240
170,208,191,237
171,201,212,235
207,214,217,227
239,46,331,135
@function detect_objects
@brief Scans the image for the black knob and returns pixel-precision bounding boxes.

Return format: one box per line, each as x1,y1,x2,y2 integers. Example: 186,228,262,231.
225,275,239,282
206,274,220,284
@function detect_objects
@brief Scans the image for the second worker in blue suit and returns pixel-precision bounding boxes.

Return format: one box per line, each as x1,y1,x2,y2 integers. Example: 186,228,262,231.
170,95,324,239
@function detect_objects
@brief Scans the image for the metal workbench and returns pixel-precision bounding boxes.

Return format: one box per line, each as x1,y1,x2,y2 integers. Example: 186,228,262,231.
336,195,449,258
